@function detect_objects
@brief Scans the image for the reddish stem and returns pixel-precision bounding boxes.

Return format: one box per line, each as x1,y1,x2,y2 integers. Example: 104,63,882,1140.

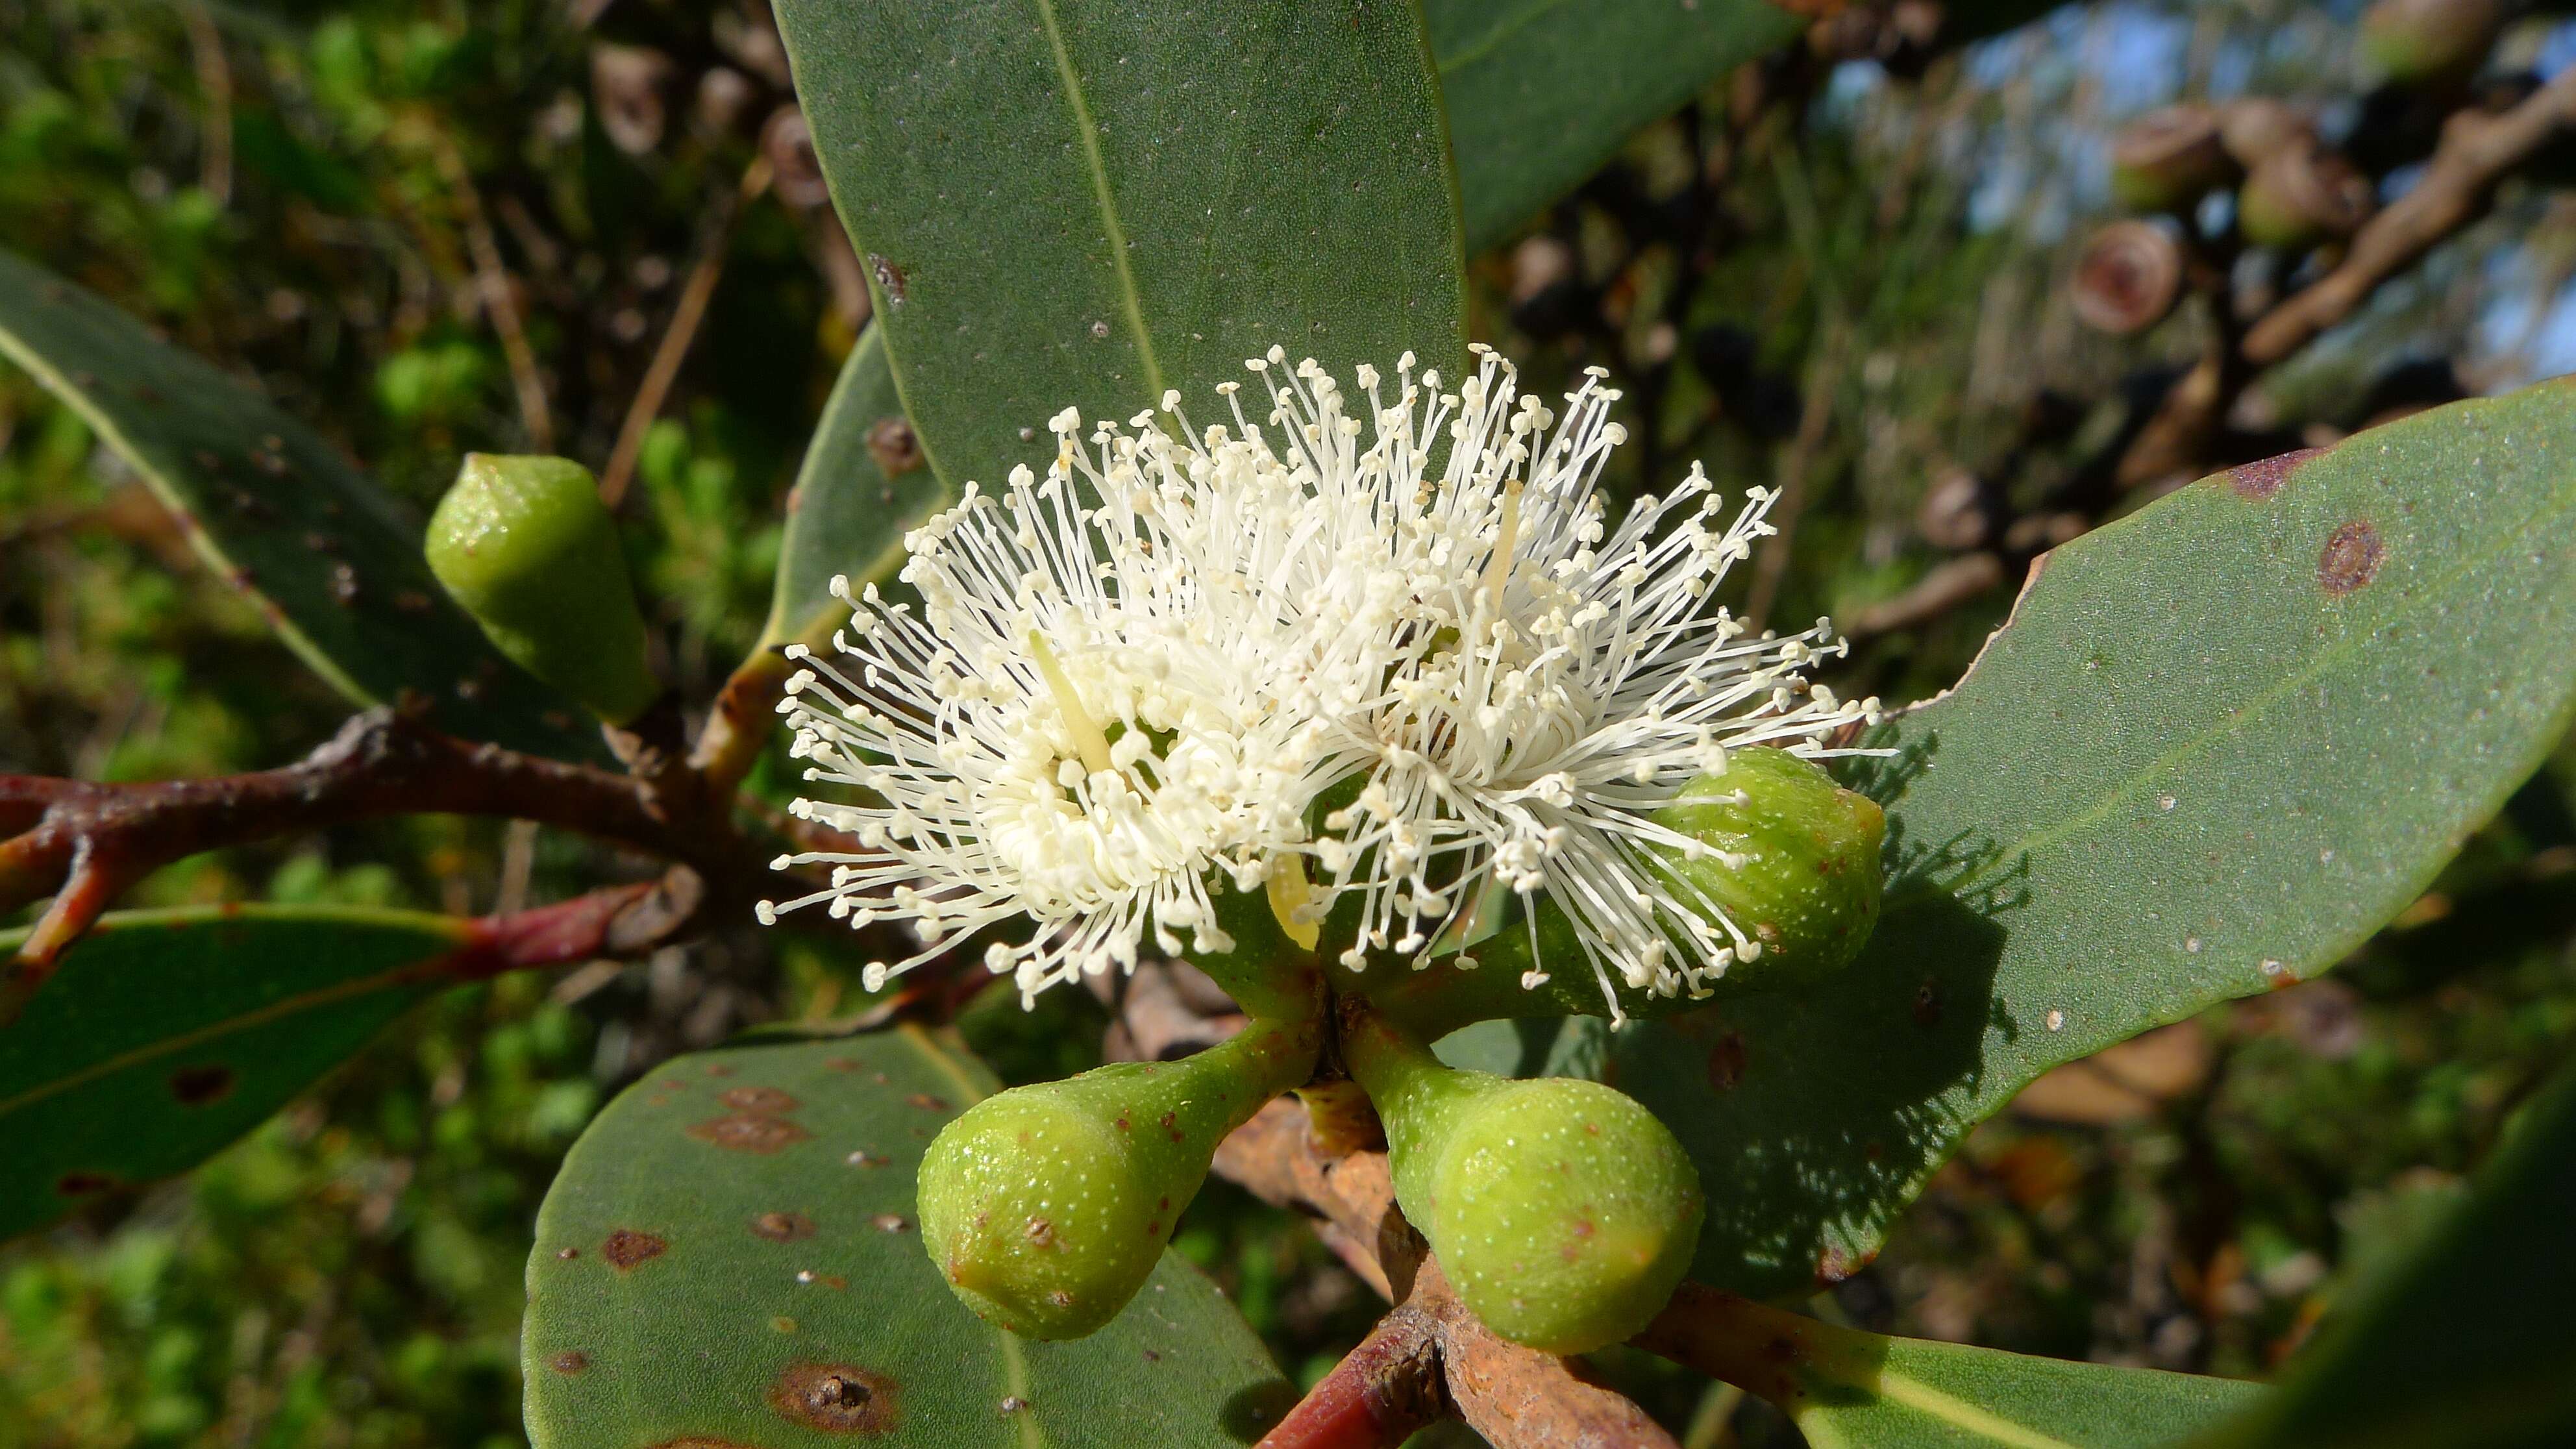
1256,1311,1446,1449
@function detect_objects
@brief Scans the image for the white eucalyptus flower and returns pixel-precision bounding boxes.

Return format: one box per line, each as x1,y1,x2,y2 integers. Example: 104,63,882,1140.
762,346,1879,1021
758,426,1362,1003
1233,345,1885,1016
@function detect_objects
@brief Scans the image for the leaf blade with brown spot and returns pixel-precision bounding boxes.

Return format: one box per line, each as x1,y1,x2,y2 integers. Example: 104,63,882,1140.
523,1025,1293,1448
1479,380,2576,1297
0,905,476,1241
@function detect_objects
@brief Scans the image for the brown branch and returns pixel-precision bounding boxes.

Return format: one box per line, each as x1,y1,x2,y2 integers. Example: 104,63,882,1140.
0,704,740,986
599,155,775,509
1217,1099,1680,1448
1846,552,2007,638
429,130,554,453
1744,323,1845,630
182,3,232,207
1631,1284,1852,1415
691,645,795,799
2246,67,2576,365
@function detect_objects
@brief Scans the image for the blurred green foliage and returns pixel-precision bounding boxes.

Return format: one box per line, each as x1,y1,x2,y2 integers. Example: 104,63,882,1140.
1,1,2571,1445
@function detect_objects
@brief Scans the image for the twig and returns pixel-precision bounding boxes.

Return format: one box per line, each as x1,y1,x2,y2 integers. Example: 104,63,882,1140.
182,3,232,207
2246,67,2576,365
429,131,555,452
1846,552,2006,638
1744,323,1844,629
690,645,796,799
599,155,775,508
0,704,738,985
1257,1307,1448,1449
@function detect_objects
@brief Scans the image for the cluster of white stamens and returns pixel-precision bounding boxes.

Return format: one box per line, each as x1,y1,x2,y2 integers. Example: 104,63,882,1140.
762,347,1881,1017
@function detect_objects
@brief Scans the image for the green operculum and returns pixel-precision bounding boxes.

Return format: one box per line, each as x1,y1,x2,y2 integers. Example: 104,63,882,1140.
424,453,658,725
917,1000,1319,1340
1341,1003,1703,1354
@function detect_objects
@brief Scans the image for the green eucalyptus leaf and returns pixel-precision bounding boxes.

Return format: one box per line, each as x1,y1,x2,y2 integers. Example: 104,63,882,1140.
1427,0,1804,252
1644,1287,2261,1448
0,905,477,1241
522,1025,1296,1448
2186,1062,2576,1449
1795,1338,2259,1449
760,325,951,651
0,250,597,759
772,0,1466,499
1498,380,2576,1296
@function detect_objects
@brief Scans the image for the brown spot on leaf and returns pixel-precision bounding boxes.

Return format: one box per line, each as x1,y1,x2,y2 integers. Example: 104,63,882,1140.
549,1350,590,1374
904,1093,949,1113
1160,1110,1182,1142
770,1362,898,1435
720,1085,800,1115
689,1113,813,1153
2225,446,2323,501
865,417,924,477
824,1056,865,1072
1814,1243,1876,1285
556,1247,580,1260
169,1063,237,1106
1912,978,1943,1026
55,1170,117,1198
602,1228,667,1270
1708,1032,1749,1091
2319,521,2384,595
704,1063,736,1077
867,254,908,306
1024,1216,1057,1248
872,1213,911,1233
750,1211,817,1243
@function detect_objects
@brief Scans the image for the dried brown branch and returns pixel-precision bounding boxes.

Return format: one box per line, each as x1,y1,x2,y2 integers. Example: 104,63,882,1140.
1864,62,2576,642
690,645,795,799
1218,1098,1681,1448
428,130,555,454
2246,66,2576,365
1631,1284,1844,1413
0,702,744,987
1846,551,2006,638
1744,324,1845,630
182,3,232,207
599,154,775,509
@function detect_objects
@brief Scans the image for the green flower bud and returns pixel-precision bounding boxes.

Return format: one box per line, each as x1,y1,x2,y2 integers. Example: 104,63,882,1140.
917,1013,1315,1339
1648,745,1885,988
2237,142,2374,254
2109,104,2235,215
425,454,658,725
1346,1009,1702,1354
2360,0,2504,91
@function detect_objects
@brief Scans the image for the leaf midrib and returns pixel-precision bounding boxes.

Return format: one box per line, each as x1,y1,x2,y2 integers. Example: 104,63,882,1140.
1028,0,1163,404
